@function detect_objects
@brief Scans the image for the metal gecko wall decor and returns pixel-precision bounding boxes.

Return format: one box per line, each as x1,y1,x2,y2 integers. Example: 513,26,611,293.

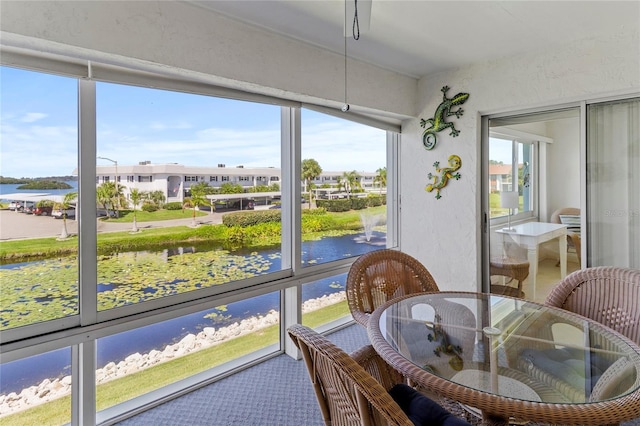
425,154,462,200
420,86,469,150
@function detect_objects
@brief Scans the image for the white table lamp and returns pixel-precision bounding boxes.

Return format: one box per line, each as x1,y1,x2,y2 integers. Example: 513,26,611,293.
500,191,519,231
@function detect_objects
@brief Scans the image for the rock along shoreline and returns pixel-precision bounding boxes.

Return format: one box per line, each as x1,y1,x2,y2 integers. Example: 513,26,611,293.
0,292,346,417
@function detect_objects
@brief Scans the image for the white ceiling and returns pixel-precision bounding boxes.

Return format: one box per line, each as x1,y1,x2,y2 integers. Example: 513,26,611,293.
189,1,639,79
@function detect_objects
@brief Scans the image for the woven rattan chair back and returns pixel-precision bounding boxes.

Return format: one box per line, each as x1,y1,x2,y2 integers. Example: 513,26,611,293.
545,266,640,345
287,324,413,426
346,249,438,327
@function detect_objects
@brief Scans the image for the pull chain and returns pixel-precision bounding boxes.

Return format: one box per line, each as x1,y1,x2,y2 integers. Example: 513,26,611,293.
342,0,350,112
342,0,360,112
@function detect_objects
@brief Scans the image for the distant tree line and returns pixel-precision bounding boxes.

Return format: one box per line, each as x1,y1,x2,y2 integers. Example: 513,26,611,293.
0,176,77,185
16,180,73,190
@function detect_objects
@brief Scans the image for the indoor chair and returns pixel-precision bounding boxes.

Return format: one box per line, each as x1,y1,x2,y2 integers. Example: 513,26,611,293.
346,249,438,327
287,324,471,426
544,266,640,345
550,207,580,266
490,235,529,299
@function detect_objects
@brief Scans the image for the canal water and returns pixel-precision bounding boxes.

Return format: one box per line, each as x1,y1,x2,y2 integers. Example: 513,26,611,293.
0,231,386,395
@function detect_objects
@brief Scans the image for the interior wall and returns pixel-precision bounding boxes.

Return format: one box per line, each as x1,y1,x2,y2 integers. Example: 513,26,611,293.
402,29,639,291
546,118,581,219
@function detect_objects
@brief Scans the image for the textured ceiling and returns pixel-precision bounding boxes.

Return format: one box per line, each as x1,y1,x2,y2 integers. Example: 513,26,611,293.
189,1,639,78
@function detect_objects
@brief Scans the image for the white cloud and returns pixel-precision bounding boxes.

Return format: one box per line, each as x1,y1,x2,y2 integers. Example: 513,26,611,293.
21,113,47,123
149,121,192,131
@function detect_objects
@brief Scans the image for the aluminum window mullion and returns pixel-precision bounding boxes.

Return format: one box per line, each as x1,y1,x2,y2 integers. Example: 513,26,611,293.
71,340,97,426
78,79,98,325
281,106,301,356
387,132,400,249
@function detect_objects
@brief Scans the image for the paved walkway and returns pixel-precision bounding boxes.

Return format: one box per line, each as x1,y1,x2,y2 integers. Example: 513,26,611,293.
0,210,224,241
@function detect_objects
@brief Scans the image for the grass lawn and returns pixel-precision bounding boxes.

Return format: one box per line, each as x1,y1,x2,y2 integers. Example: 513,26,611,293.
489,192,522,218
109,208,209,223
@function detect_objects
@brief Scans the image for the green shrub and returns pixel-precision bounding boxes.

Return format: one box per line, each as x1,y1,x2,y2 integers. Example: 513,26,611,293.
222,210,281,227
366,194,383,207
141,203,158,212
301,214,334,233
315,199,351,212
240,222,281,243
350,197,368,210
302,207,326,216
164,202,183,210
37,199,55,207
225,226,246,245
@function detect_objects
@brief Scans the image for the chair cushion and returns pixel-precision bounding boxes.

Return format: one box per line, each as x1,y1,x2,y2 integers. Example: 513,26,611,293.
389,383,471,426
520,347,610,392
559,214,581,233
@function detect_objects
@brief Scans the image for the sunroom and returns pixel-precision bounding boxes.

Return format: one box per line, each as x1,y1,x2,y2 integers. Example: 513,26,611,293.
1,1,639,425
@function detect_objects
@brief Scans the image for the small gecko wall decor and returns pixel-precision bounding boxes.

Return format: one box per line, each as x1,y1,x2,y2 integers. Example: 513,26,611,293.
420,86,469,150
425,154,462,200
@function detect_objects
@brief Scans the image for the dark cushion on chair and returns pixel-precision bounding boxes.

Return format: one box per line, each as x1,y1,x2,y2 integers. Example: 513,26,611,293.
389,383,471,426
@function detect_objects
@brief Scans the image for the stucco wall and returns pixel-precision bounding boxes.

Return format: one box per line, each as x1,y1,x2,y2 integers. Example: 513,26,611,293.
402,29,640,291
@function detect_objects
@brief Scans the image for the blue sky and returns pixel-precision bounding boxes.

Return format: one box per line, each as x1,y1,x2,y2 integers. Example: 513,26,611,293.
1,66,387,179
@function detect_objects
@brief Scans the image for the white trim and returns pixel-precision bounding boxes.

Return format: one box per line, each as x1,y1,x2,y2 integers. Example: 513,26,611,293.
490,128,554,144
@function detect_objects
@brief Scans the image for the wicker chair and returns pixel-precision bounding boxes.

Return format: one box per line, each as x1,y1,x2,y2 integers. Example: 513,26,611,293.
489,257,528,299
346,249,438,327
550,207,580,266
287,324,471,426
567,231,581,268
544,266,640,345
287,324,415,426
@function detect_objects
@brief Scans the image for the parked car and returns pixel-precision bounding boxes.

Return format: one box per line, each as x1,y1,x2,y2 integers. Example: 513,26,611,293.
8,201,20,211
52,207,76,219
21,202,36,214
97,208,118,218
34,205,54,216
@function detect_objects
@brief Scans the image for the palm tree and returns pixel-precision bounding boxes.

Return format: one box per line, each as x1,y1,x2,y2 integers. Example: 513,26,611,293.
341,170,361,199
189,182,210,227
148,190,166,209
301,158,322,208
374,167,387,194
97,182,119,218
58,191,77,239
129,188,142,232
96,184,111,216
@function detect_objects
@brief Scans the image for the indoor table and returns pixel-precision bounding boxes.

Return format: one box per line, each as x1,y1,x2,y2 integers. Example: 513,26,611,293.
367,292,640,425
496,222,568,300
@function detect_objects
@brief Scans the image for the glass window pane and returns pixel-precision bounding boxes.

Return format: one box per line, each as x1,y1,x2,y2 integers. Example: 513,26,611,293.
95,82,282,311
301,109,388,267
96,292,280,411
0,347,72,424
0,66,79,331
518,142,533,214
488,137,513,219
301,273,350,328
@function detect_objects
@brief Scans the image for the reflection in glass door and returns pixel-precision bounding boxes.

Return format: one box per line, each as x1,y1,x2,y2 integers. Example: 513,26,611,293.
485,109,581,303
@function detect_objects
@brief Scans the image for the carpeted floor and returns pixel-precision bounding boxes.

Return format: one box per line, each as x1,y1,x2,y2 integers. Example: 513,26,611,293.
117,323,640,426
116,324,370,426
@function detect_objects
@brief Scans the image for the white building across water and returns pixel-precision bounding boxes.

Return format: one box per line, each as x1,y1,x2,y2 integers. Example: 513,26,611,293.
96,162,379,204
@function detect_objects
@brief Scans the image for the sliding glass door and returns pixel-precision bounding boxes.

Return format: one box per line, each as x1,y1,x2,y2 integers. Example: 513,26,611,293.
587,98,640,268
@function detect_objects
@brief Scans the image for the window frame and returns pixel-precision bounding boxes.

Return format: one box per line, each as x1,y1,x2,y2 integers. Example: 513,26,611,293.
488,131,539,226
0,55,400,424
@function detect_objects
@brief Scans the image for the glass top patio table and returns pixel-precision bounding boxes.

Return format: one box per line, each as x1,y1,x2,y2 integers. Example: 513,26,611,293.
367,292,640,425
